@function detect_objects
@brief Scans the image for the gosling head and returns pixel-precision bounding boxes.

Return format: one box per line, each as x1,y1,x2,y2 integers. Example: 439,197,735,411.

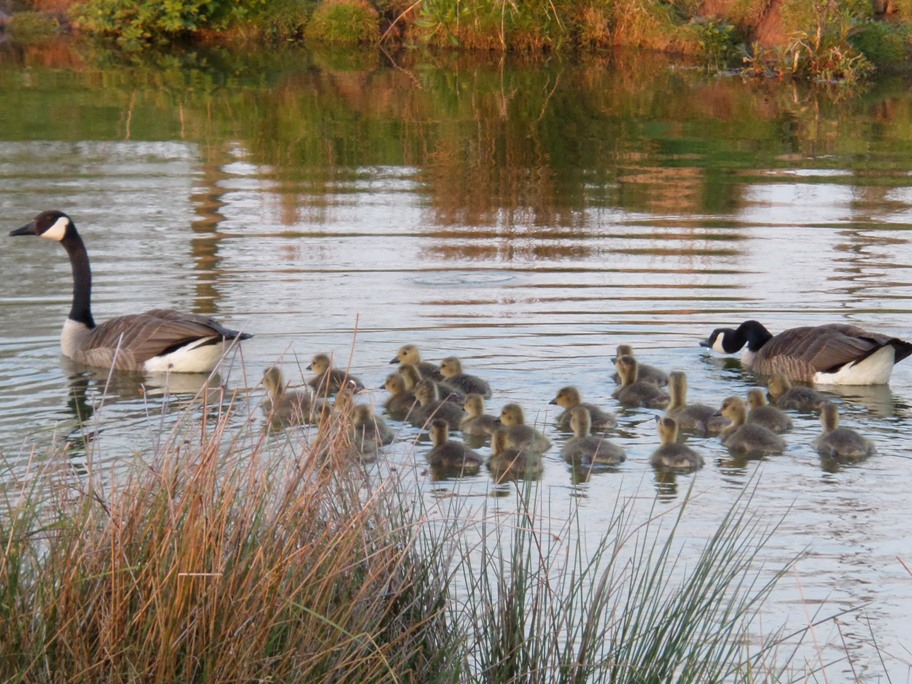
746,388,768,410
767,373,792,399
384,372,407,395
499,403,526,427
439,356,463,379
308,353,332,375
549,386,581,409
262,366,287,398
819,402,840,432
391,344,422,366
414,379,439,405
464,393,486,417
615,355,639,384
656,415,679,444
719,396,747,425
429,418,449,446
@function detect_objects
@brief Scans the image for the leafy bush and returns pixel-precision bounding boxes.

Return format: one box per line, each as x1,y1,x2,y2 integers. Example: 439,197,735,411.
304,0,379,45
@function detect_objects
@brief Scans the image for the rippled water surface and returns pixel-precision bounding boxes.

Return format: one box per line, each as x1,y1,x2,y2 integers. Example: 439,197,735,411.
2,42,912,680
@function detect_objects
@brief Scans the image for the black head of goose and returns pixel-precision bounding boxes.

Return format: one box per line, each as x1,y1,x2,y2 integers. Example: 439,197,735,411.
10,210,251,373
700,319,912,385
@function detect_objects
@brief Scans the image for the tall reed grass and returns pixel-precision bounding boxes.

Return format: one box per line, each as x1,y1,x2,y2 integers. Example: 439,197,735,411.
1,383,808,682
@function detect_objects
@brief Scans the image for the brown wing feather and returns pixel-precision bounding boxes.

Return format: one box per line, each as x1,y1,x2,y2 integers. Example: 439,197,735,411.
754,325,884,379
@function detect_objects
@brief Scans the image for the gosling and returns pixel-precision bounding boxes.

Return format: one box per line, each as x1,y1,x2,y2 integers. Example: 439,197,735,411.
262,366,322,424
814,402,876,462
425,419,484,474
767,373,826,412
460,393,499,438
549,386,617,431
560,406,625,467
488,427,544,482
399,363,464,404
611,344,668,386
409,379,466,430
650,416,704,471
665,371,718,434
383,372,417,419
746,388,792,433
352,404,396,446
439,356,492,398
612,355,670,409
307,353,365,395
499,402,552,454
719,396,786,455
389,344,444,381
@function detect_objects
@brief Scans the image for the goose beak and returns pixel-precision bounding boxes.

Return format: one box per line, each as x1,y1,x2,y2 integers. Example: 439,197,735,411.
388,356,399,364
10,220,37,237
548,398,558,405
699,339,711,348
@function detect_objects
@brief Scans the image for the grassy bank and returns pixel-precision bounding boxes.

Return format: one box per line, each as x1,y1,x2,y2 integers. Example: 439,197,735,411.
0,382,814,681
6,0,912,80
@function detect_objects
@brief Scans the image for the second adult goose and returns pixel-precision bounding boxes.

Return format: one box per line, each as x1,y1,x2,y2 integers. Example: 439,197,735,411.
10,210,251,373
700,319,912,385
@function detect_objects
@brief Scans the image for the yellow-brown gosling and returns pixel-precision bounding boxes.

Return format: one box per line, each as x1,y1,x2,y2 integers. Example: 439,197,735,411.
560,406,625,467
719,396,786,455
650,416,704,471
665,371,718,433
425,419,484,474
488,427,544,482
262,365,323,424
498,402,552,453
611,344,669,386
460,393,499,438
307,353,365,395
399,363,464,404
549,386,617,431
352,404,396,446
314,408,378,464
389,344,444,382
383,372,417,419
612,355,671,409
410,379,466,430
767,373,826,412
814,402,876,462
439,356,492,398
746,388,792,433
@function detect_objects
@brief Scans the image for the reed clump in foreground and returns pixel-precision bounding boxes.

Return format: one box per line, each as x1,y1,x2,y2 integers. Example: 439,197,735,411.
1,387,812,681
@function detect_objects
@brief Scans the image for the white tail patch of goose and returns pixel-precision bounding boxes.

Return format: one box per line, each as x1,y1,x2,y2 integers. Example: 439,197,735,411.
42,215,70,242
814,345,895,386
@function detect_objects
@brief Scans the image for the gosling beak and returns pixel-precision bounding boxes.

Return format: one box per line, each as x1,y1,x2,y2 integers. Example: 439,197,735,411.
548,398,558,405
388,356,399,364
305,364,313,371
10,220,37,237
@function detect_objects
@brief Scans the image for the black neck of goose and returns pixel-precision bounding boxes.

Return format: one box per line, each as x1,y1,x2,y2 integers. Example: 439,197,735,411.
740,320,773,352
61,229,96,329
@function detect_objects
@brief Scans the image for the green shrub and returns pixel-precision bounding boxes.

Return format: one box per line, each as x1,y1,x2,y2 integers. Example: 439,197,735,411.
850,20,912,70
304,0,379,45
7,10,60,41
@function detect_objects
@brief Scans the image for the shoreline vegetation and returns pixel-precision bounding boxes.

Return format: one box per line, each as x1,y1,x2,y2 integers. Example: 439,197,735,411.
1,382,814,681
2,0,912,82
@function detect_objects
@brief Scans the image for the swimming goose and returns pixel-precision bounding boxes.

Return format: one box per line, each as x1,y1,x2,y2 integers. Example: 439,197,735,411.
460,393,499,438
718,396,786,455
488,427,544,481
665,371,718,433
700,319,912,385
549,386,617,431
398,363,464,404
307,353,365,395
351,404,396,446
425,419,484,473
383,372,417,419
9,210,251,373
439,356,492,398
389,344,444,381
767,373,826,412
612,356,670,409
746,388,792,433
560,406,625,467
262,365,325,424
498,403,552,453
610,344,668,386
409,379,466,430
814,402,876,462
650,416,704,471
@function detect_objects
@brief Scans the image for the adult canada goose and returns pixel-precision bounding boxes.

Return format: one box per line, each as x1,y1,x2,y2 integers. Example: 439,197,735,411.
460,393,499,438
561,406,625,467
439,356,492,398
409,379,466,430
700,319,912,385
718,396,786,455
549,386,617,431
814,402,876,462
425,419,484,474
650,416,704,471
665,371,718,434
351,404,396,446
612,356,671,409
9,210,251,373
398,363,464,404
307,353,365,395
382,372,417,419
498,403,552,454
767,373,826,412
389,344,444,382
262,365,325,424
746,388,792,433
488,427,544,481
610,344,668,387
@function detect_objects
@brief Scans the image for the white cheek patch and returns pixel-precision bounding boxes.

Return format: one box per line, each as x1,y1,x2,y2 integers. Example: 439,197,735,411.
712,336,727,353
41,216,70,241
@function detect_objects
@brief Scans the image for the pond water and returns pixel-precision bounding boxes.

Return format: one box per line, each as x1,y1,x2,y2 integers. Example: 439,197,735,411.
2,40,912,680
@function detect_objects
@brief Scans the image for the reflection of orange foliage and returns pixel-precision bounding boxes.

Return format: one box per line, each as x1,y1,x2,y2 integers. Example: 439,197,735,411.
619,164,705,215
16,38,87,69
